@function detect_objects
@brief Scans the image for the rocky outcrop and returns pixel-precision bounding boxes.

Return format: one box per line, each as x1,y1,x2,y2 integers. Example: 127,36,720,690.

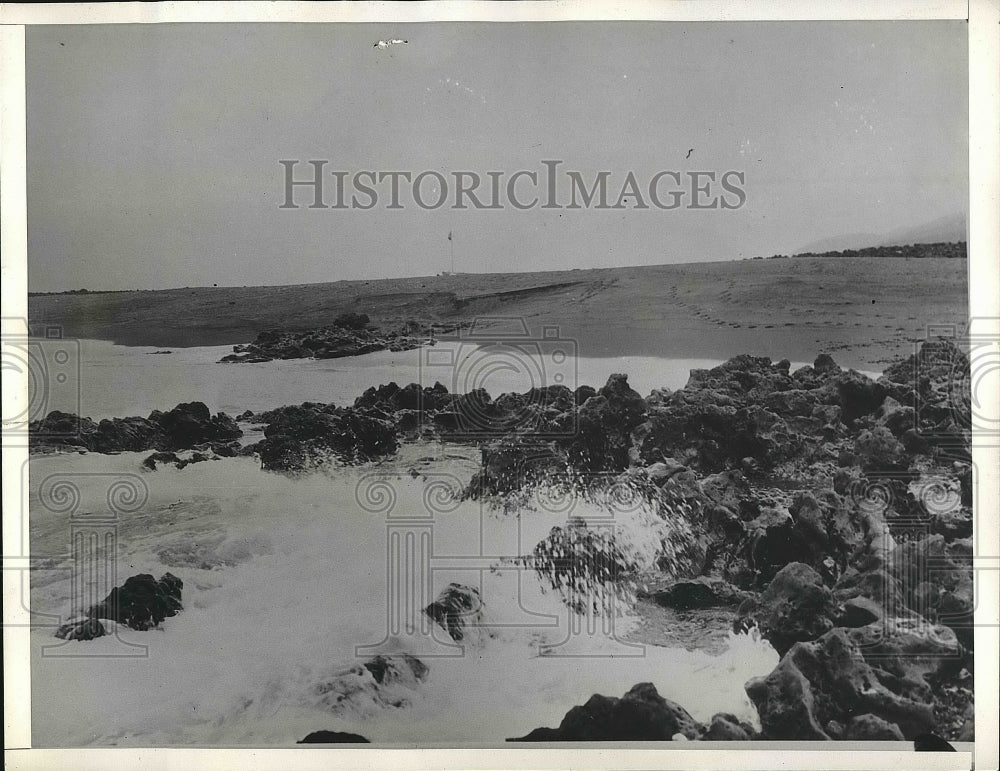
219,316,456,363
253,403,398,471
746,629,937,740
509,683,702,741
30,402,241,455
738,563,839,656
86,572,183,631
423,583,484,642
489,339,972,742
362,653,430,687
644,576,752,611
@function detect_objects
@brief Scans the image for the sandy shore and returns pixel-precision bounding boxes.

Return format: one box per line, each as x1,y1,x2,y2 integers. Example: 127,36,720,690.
29,256,968,370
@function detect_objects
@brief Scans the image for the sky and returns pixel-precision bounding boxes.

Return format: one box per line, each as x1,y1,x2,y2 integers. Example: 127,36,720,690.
26,21,968,292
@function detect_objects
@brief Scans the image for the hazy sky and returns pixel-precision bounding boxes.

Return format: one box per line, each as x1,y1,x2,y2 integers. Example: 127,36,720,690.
27,22,968,292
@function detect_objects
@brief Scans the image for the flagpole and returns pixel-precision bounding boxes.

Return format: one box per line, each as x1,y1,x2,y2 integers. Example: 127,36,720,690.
449,230,455,274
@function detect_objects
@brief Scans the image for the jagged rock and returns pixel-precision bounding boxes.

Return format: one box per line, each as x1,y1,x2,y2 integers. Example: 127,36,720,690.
221,320,447,364
298,731,370,743
255,403,398,471
889,535,973,650
849,426,907,472
846,616,962,703
845,714,905,741
423,583,483,642
837,596,883,627
744,505,801,584
87,572,182,631
701,713,754,741
153,401,241,450
509,683,701,741
741,562,838,655
91,416,164,453
746,629,937,740
560,374,647,471
362,653,429,686
30,403,242,454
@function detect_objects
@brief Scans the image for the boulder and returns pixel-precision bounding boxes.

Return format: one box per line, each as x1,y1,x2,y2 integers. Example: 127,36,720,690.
297,731,370,743
362,653,429,686
87,572,183,631
509,682,701,741
846,616,962,702
743,562,838,655
701,713,754,741
561,374,646,471
850,427,907,472
746,629,937,740
889,535,973,650
256,403,398,471
845,714,905,741
647,577,752,611
152,402,241,450
91,416,164,453
423,583,484,642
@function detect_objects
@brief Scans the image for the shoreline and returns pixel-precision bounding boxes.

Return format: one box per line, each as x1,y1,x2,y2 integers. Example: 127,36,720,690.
27,255,969,371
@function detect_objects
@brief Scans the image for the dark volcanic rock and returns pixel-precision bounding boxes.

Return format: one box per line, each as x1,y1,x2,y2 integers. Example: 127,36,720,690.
254,403,398,471
91,416,165,453
30,403,242,455
889,535,973,650
363,653,429,686
423,583,484,642
746,629,937,740
297,731,370,743
845,714,906,741
220,319,450,364
646,577,752,611
87,572,183,631
559,373,647,471
702,713,755,741
740,562,838,656
152,401,241,450
509,682,701,741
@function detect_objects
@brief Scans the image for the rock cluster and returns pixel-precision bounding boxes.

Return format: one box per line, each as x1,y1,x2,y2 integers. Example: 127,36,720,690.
501,339,973,742
508,683,709,741
30,402,241,455
218,315,456,363
56,572,184,639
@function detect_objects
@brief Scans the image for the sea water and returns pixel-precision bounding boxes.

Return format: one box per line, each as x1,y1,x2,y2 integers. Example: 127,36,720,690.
37,338,866,420
27,342,790,745
28,446,778,746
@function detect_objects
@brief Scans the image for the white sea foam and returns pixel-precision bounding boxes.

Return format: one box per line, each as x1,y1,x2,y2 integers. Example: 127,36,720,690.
29,448,778,746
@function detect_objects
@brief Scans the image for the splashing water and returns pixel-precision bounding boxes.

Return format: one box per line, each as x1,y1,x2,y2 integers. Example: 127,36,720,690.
28,446,776,746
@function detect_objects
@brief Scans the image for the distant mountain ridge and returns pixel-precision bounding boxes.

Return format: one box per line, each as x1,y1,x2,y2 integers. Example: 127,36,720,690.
797,213,967,254
785,241,966,260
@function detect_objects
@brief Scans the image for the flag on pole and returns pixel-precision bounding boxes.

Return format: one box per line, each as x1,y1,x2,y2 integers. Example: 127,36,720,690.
448,230,452,241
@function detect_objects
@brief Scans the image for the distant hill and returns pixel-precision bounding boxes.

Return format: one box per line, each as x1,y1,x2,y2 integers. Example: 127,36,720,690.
796,213,967,254
783,241,967,261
